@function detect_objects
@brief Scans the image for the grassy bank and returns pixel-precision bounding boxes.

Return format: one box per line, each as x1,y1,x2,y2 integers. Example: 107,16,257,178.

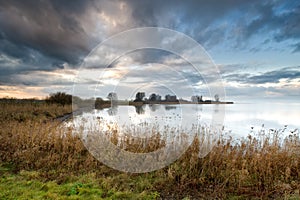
0,164,159,200
1,101,300,199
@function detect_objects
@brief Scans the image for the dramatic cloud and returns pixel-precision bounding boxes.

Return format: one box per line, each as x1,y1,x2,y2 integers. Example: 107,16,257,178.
0,0,299,99
0,1,90,64
224,66,300,84
239,1,300,52
222,66,300,101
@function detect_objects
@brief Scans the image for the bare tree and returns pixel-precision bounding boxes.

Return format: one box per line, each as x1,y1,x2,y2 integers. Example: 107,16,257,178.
107,92,118,102
214,94,220,102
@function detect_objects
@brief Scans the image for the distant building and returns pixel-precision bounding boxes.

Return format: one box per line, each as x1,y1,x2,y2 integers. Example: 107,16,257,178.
191,95,203,103
165,94,177,102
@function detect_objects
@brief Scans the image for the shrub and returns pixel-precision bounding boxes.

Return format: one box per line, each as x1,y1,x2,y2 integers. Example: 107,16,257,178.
46,92,72,106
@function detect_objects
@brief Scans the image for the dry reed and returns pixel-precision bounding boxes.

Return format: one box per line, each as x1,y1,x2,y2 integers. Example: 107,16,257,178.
1,101,300,198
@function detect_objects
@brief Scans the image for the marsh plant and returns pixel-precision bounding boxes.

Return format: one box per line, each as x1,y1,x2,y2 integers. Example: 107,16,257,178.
1,101,300,198
68,112,221,173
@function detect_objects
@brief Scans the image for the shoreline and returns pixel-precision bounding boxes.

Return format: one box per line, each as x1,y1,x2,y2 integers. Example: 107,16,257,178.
94,100,234,109
128,100,234,106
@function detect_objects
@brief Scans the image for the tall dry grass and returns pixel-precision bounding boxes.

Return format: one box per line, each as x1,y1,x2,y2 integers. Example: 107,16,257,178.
0,100,71,122
1,101,300,198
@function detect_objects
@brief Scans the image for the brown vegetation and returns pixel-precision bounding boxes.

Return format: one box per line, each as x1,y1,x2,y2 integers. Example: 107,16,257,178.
1,100,300,199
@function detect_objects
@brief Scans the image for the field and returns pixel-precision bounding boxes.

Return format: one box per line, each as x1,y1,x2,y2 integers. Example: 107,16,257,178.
1,100,300,199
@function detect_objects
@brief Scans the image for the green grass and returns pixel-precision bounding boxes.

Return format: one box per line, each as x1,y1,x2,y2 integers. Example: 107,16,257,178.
1,165,300,200
0,165,160,200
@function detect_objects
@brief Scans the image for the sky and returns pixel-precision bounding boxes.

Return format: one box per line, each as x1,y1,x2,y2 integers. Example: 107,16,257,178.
0,0,300,102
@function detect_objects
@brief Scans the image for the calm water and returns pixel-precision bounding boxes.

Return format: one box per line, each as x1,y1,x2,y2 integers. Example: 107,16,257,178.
85,102,300,138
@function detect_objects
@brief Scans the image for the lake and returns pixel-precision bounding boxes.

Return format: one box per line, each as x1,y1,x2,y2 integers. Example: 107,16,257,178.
69,101,300,171
73,102,300,139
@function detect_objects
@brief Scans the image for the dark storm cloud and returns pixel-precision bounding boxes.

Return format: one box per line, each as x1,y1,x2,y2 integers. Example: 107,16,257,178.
273,4,300,41
239,0,300,51
108,49,175,69
0,0,92,65
1,0,299,68
248,67,300,84
125,0,300,51
292,43,300,53
0,38,66,85
126,0,259,47
1,0,300,89
225,67,300,84
0,39,64,70
242,2,281,39
127,0,255,26
0,0,103,87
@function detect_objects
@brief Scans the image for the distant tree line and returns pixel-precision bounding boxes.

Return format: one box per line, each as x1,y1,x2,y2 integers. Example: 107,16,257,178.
44,91,223,108
45,92,72,106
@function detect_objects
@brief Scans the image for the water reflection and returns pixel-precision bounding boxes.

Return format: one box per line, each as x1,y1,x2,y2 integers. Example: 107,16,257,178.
149,104,160,112
69,102,300,174
71,104,220,166
94,104,205,130
91,103,300,137
135,105,146,114
165,105,177,111
107,106,118,116
214,105,219,113
98,104,180,115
